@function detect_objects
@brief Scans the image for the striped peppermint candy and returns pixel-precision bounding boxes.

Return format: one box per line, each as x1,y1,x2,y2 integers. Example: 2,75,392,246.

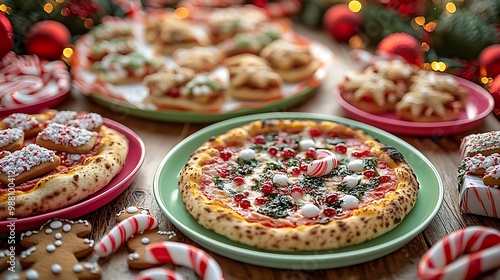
307,149,338,177
144,241,224,280
417,226,500,280
136,267,186,280
94,214,158,257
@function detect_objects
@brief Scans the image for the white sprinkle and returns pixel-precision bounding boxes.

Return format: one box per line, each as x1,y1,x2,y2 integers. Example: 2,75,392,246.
51,264,62,274
46,244,56,252
54,240,62,246
141,237,150,244
25,269,39,280
63,224,71,232
73,264,83,273
301,204,321,218
55,233,62,239
3,113,38,130
45,229,53,234
0,128,23,148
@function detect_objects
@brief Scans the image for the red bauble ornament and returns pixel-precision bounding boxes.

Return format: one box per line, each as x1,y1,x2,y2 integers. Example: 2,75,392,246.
479,44,500,78
25,20,71,61
489,74,500,110
0,12,13,59
377,32,423,66
323,4,363,43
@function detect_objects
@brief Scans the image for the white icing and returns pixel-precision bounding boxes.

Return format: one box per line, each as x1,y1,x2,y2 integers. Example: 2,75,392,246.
238,148,256,160
347,159,364,172
51,264,62,274
341,195,359,210
128,252,140,260
83,238,90,244
0,144,57,177
38,123,96,147
25,269,39,280
62,224,71,232
273,174,290,186
50,220,63,229
2,113,38,130
68,113,102,131
141,210,149,214
46,244,56,252
45,228,53,234
298,139,315,151
127,206,138,213
55,240,62,246
301,204,321,218
73,264,83,273
0,128,23,148
52,110,77,124
141,237,150,244
55,233,62,239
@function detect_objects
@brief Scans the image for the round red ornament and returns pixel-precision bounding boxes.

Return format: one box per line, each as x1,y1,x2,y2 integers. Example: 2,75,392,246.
323,4,363,43
377,32,423,66
489,74,500,110
0,12,13,59
25,20,71,61
479,44,500,78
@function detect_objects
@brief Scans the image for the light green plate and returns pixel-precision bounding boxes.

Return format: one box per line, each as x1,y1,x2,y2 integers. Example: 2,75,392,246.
153,112,443,270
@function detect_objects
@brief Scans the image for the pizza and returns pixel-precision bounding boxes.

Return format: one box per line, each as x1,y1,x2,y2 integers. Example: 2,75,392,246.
0,110,129,220
179,119,419,251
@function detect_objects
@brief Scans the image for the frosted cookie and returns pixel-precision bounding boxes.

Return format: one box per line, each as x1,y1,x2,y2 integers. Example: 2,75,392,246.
228,64,282,101
207,7,268,43
19,219,100,280
152,18,210,55
0,144,60,184
172,46,222,72
1,113,41,138
87,38,135,62
36,123,98,154
0,128,24,152
218,24,281,57
92,52,161,84
460,131,500,158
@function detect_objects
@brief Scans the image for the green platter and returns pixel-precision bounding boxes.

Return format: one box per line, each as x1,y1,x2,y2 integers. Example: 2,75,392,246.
153,112,443,269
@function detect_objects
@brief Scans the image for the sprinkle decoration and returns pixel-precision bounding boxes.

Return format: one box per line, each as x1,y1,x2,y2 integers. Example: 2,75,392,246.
143,241,224,280
307,149,338,177
135,267,186,280
417,226,500,280
93,214,158,257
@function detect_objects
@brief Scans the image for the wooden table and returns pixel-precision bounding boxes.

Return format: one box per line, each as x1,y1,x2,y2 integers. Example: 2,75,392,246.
10,25,500,279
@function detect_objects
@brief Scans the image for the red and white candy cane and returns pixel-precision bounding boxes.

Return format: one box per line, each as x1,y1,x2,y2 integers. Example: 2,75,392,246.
307,149,338,177
417,226,500,280
142,241,224,280
136,267,186,280
94,214,158,257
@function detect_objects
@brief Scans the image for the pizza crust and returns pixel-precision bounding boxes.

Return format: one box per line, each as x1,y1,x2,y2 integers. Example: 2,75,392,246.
0,125,129,219
179,119,419,251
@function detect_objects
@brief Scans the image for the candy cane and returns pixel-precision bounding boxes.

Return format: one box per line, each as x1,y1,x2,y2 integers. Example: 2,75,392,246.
94,214,158,257
136,267,186,280
417,226,500,280
143,241,224,280
307,149,338,177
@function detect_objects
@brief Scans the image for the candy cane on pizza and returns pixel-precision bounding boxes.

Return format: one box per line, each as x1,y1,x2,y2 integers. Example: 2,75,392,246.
136,267,186,280
93,214,158,257
417,226,500,280
307,149,339,177
142,241,224,280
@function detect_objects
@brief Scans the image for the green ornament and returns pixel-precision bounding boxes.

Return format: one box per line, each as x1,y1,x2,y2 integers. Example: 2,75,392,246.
431,11,497,60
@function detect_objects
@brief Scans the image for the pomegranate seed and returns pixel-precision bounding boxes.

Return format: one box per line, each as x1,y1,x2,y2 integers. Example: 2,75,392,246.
325,194,339,204
168,88,180,98
364,170,376,178
255,196,269,205
305,148,316,158
240,199,251,209
217,169,229,178
290,167,301,176
323,208,336,217
290,187,303,198
233,177,245,186
267,146,278,156
261,183,274,194
253,135,266,145
234,193,246,202
309,127,322,137
282,148,296,158
220,150,232,161
352,150,370,157
335,144,347,154
362,95,373,102
379,175,391,183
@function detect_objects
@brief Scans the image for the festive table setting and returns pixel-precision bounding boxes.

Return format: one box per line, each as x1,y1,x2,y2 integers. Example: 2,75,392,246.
0,0,500,279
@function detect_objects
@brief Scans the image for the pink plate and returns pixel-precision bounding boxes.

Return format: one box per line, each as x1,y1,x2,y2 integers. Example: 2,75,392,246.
335,76,495,136
0,118,145,232
0,90,70,117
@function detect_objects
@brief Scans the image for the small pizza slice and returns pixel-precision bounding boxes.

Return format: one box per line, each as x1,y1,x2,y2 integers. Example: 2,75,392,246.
172,47,222,72
35,123,98,154
0,128,24,152
260,39,319,82
207,7,268,43
152,18,210,55
92,52,161,84
218,24,281,57
87,38,135,63
223,53,270,77
1,113,41,138
339,69,405,114
0,144,61,185
228,65,283,101
89,20,133,42
145,70,227,111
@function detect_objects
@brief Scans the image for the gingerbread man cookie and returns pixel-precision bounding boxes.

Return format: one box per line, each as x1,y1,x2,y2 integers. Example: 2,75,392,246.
19,219,100,280
114,206,178,269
